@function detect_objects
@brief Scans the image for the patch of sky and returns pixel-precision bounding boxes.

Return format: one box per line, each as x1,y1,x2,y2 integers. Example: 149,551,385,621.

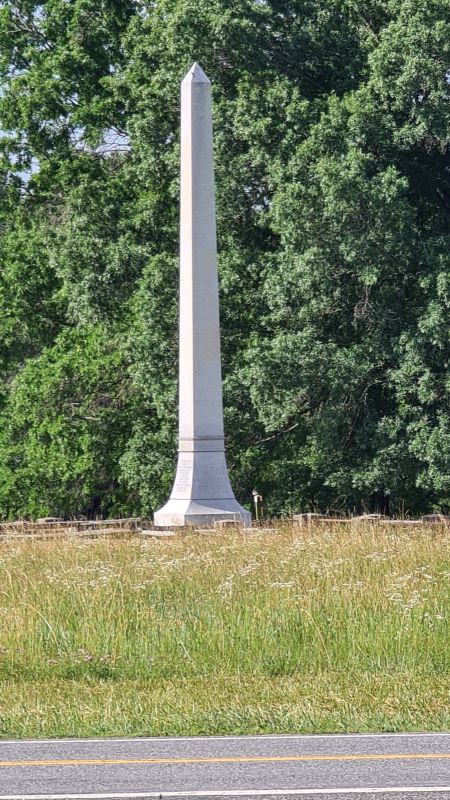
133,0,154,18
73,127,131,157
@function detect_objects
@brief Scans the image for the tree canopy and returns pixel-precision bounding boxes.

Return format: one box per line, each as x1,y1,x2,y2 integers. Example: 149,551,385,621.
0,0,449,518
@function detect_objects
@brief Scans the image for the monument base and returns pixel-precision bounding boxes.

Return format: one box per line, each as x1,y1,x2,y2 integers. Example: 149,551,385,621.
154,447,252,528
154,498,252,528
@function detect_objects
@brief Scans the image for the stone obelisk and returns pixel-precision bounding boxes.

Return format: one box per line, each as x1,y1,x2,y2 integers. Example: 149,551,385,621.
154,63,251,528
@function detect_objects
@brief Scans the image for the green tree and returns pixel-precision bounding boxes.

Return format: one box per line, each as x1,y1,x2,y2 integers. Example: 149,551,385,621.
0,0,449,518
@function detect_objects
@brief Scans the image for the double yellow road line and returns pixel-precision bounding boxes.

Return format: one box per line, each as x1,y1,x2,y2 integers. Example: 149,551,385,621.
0,752,449,769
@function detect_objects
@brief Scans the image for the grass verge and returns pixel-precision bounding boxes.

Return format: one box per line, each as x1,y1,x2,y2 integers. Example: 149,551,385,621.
2,673,450,738
0,523,449,737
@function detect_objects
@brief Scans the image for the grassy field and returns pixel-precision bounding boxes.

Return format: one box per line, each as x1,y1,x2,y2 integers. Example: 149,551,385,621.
1,522,450,738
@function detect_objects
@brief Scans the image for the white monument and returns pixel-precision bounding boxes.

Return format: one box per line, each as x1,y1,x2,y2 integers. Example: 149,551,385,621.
154,63,252,528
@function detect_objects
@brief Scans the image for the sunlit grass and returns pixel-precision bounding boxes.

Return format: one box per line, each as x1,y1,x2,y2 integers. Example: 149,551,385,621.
0,522,449,737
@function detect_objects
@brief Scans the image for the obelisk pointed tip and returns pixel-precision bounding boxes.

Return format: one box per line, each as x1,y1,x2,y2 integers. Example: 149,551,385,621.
182,62,211,85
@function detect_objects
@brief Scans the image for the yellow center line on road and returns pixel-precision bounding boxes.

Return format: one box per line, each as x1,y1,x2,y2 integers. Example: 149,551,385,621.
0,752,450,769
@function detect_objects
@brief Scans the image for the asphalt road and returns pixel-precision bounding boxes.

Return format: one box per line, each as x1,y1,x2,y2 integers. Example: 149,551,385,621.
1,732,450,799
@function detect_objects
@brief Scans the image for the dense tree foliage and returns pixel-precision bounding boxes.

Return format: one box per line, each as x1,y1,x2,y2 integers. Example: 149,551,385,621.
0,0,449,518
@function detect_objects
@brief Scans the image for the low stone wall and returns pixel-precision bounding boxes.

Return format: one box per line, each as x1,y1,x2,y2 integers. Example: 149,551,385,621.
0,517,144,540
0,513,449,541
292,513,450,527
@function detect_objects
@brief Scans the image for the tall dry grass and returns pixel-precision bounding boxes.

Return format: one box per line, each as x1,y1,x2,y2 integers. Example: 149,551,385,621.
1,523,449,679
0,522,449,736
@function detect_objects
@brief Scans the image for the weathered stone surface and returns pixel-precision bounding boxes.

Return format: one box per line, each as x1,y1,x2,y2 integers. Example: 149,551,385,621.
213,519,241,529
421,514,450,524
292,513,328,526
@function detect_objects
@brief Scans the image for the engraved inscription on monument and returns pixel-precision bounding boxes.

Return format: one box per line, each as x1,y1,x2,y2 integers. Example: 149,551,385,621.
173,456,193,496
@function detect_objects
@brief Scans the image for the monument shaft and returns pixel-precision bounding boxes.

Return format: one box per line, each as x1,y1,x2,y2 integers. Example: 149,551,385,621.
154,63,251,528
179,61,223,448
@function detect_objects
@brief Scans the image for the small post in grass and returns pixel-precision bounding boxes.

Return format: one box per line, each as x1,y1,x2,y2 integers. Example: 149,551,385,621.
252,490,263,522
